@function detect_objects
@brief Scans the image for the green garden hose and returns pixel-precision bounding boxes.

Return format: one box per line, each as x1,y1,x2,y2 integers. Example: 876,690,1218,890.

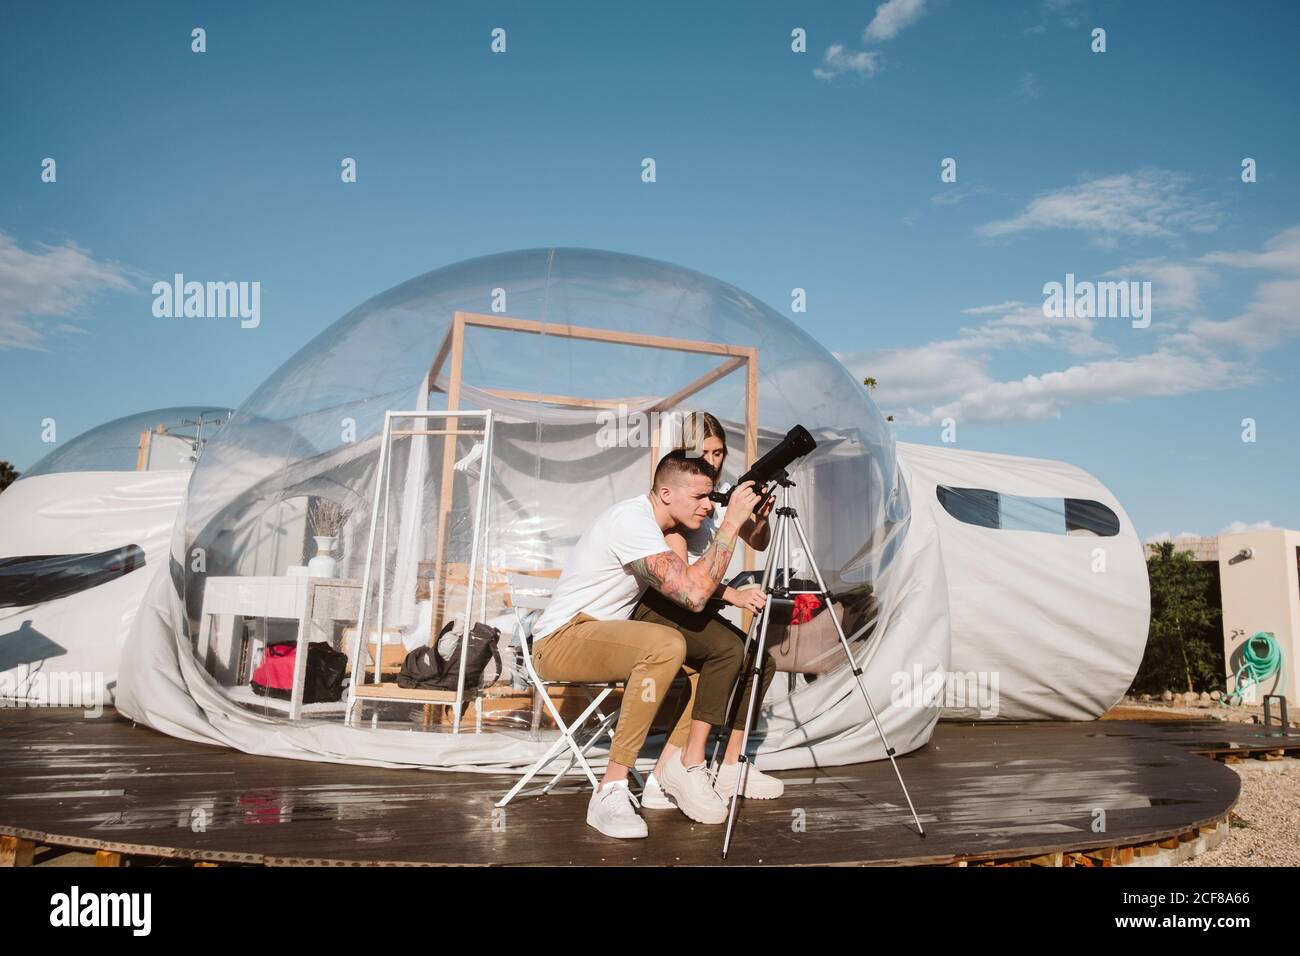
1222,631,1285,705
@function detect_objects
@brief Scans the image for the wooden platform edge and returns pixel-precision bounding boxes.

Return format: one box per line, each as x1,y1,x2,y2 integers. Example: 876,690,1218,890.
0,811,1235,868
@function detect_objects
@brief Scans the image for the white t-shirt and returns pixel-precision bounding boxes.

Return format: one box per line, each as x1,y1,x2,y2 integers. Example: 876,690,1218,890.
532,495,670,640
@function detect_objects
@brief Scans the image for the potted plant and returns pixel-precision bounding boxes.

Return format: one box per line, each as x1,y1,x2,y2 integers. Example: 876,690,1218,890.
306,498,352,578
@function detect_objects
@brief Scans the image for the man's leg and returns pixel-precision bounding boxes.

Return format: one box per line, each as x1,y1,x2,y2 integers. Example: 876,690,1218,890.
633,593,745,771
634,591,775,768
532,615,686,784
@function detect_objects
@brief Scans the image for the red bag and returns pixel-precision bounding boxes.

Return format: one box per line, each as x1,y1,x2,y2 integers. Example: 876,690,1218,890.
790,593,822,625
250,644,296,699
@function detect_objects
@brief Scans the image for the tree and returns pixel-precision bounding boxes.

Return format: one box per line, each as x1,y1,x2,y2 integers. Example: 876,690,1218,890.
0,460,18,493
1132,541,1223,694
862,376,894,422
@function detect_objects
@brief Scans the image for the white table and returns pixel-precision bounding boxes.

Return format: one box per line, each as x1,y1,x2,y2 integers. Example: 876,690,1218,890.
195,575,362,719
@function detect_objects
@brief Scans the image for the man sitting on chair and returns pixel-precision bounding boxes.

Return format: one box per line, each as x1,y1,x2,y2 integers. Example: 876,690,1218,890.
529,449,761,839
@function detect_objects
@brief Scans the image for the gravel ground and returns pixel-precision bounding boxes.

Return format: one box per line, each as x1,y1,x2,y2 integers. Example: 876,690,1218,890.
1181,757,1300,866
1109,694,1300,729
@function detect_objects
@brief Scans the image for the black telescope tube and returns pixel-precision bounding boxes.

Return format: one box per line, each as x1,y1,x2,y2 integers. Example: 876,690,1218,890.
710,424,817,504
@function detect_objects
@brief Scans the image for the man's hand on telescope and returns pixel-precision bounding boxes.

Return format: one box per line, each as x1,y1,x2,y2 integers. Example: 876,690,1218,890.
721,480,761,533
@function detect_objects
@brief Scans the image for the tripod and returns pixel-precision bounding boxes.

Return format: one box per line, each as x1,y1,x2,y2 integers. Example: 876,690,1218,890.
714,474,926,859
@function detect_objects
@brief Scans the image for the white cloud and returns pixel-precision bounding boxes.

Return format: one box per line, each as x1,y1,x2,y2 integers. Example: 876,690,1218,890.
977,170,1222,245
931,184,990,207
1101,258,1216,315
838,299,1125,423
864,0,928,41
1145,531,1205,544
0,232,136,351
1174,226,1300,351
841,221,1296,427
839,340,991,410
1188,277,1300,351
1220,520,1276,535
961,300,1025,315
1018,72,1043,99
954,303,1114,357
920,348,1245,425
1202,224,1300,273
817,0,927,82
813,44,882,81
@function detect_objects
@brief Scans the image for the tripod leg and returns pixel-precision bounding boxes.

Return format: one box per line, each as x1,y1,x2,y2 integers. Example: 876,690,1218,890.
708,511,787,770
720,590,778,860
787,511,926,837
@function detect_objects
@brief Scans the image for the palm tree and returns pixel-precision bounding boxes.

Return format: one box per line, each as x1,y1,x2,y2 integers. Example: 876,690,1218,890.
861,377,893,422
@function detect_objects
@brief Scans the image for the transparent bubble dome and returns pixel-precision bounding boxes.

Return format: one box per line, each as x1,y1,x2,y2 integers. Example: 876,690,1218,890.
23,405,232,479
180,248,907,699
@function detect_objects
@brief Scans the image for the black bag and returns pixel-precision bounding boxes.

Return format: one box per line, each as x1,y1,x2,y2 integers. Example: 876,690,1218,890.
302,641,348,703
398,621,501,692
250,641,348,703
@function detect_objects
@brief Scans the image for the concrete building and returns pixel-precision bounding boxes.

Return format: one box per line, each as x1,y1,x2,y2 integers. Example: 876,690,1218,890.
1217,528,1298,711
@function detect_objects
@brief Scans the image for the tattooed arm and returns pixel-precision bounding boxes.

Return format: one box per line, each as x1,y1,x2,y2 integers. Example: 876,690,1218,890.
630,481,759,612
630,524,741,613
663,528,732,602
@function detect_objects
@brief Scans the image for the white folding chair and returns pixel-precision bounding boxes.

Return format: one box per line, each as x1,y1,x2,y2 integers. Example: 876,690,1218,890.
496,573,642,807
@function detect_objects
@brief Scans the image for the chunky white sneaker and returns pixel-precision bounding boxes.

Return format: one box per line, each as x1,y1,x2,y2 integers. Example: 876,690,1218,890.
712,759,785,799
586,780,648,839
640,772,677,811
657,755,727,824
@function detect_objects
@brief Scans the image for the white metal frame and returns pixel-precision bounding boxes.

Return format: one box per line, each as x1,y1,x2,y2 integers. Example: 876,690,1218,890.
344,409,495,731
496,573,641,807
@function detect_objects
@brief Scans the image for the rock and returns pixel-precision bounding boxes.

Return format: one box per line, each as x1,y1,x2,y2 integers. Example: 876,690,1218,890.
1211,690,1222,701
1199,692,1212,706
1161,690,1173,702
1140,694,1152,702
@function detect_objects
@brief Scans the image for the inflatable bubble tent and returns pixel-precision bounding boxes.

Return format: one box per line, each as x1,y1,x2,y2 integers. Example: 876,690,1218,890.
120,248,947,773
22,405,232,478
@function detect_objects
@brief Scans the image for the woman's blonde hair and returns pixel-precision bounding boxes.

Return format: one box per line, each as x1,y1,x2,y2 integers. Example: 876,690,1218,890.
676,411,727,470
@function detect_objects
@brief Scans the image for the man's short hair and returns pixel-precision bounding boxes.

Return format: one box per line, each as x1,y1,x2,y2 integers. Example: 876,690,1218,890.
653,448,717,490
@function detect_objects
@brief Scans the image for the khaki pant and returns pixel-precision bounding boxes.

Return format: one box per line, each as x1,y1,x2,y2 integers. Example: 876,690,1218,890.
532,613,691,767
632,589,775,735
532,595,776,767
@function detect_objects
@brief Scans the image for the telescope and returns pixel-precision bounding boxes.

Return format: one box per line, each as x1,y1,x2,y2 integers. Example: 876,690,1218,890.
709,424,817,505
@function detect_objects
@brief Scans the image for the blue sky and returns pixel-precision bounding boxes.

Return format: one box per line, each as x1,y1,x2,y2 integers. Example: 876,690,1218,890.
1,0,1297,542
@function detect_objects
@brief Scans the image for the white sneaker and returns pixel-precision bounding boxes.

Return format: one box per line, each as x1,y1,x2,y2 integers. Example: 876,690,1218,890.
657,754,727,824
586,780,648,839
712,759,785,800
640,772,676,810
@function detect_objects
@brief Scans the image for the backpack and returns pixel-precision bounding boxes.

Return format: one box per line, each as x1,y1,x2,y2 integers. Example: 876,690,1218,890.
398,621,502,692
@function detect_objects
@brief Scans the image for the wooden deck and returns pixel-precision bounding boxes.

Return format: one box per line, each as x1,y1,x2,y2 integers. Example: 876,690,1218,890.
1,707,1295,866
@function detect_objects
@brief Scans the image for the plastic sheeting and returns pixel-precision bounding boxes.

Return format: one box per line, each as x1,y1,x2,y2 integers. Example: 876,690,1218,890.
114,480,947,773
21,406,230,478
896,441,1150,721
0,470,191,705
